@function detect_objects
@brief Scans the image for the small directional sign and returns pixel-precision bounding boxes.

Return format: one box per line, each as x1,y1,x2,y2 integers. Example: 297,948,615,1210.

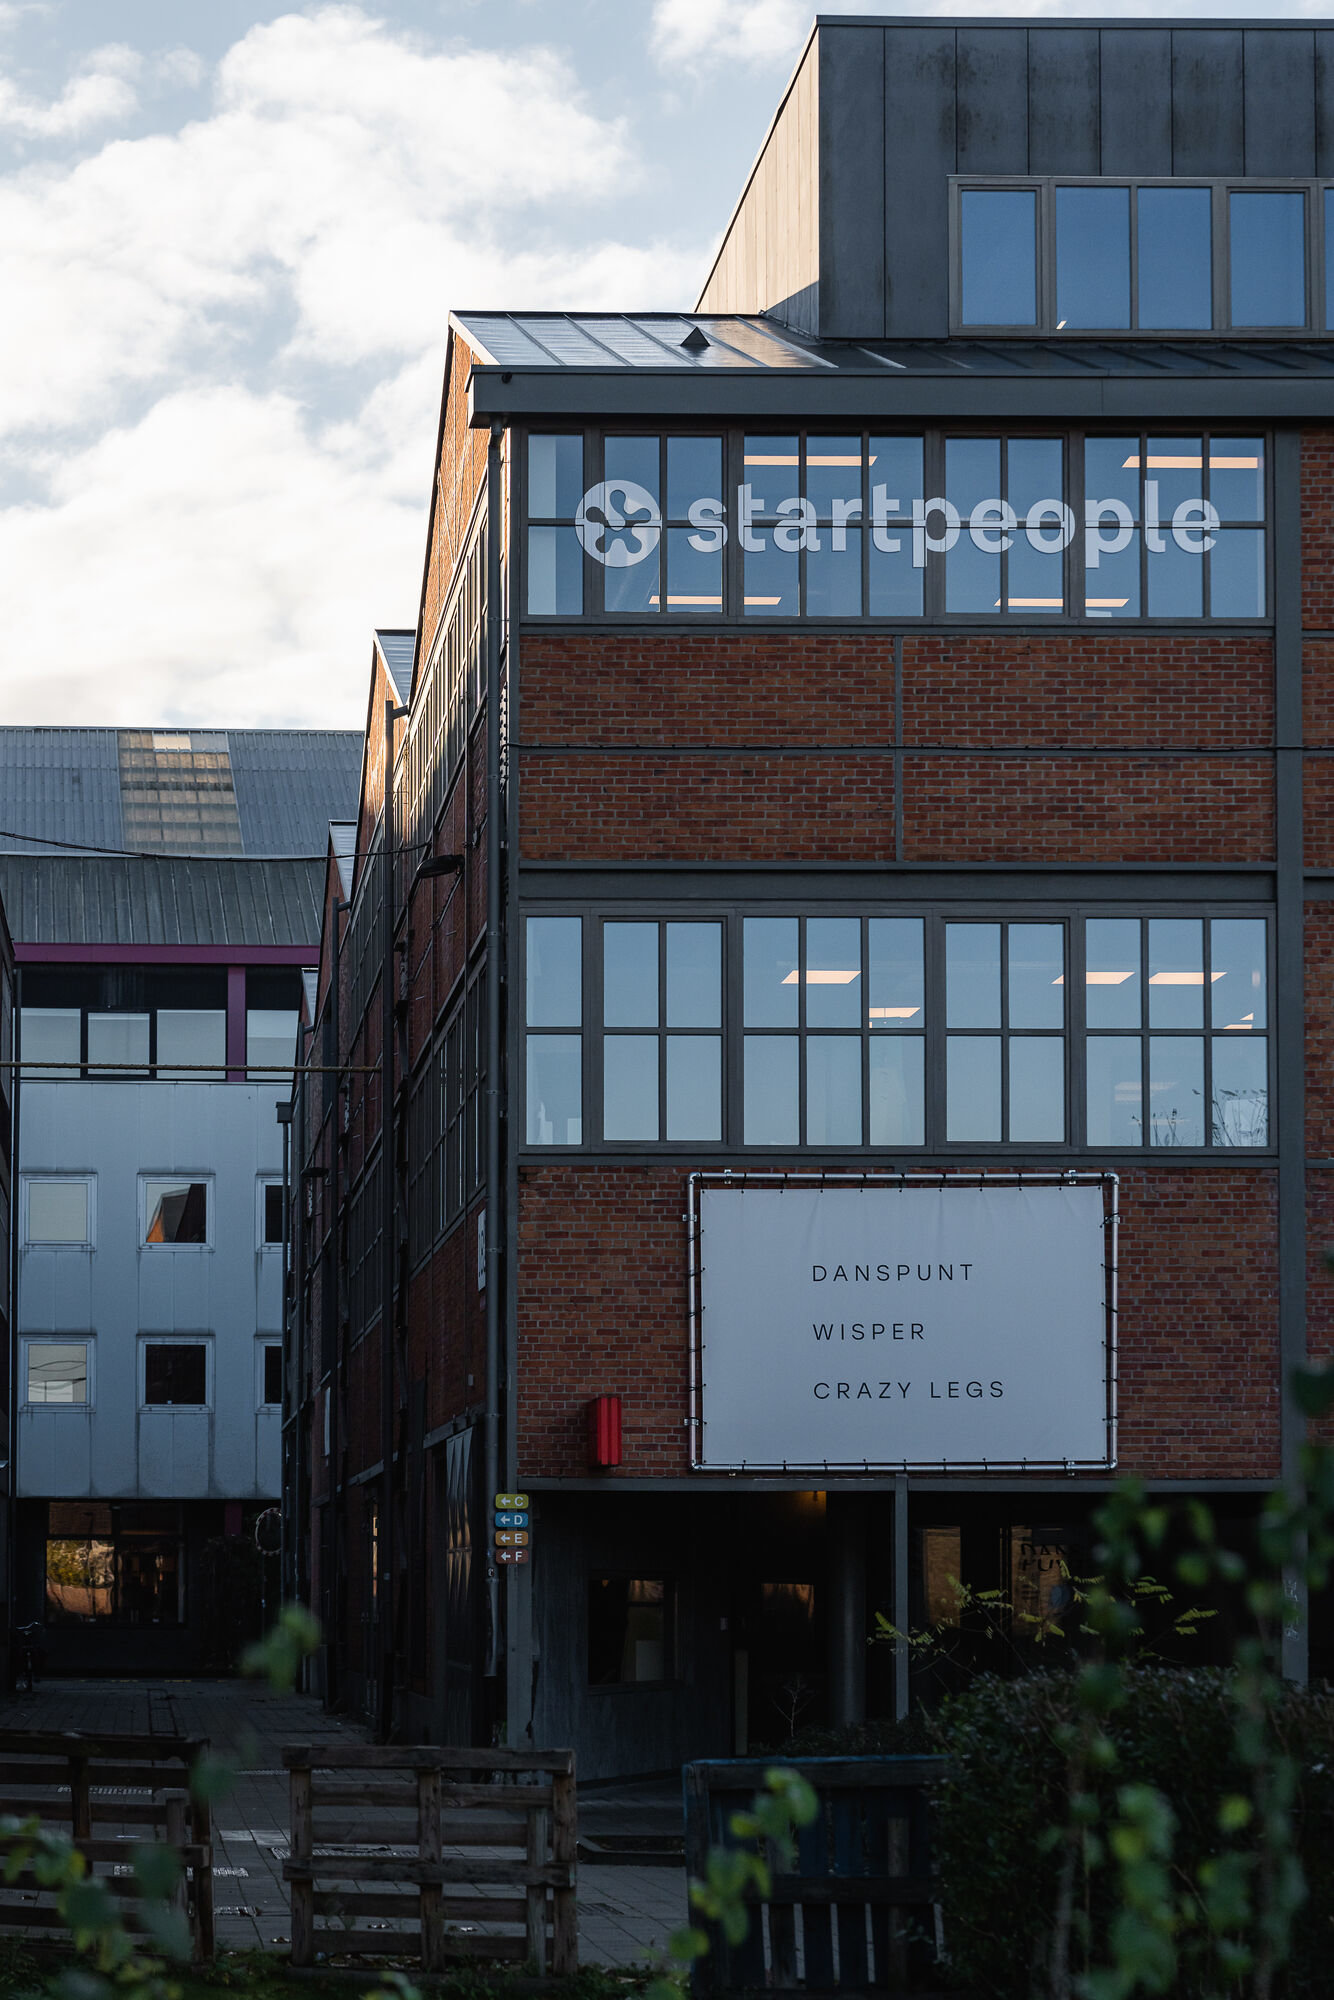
495,1529,529,1548
497,1546,530,1566
495,1511,529,1529
495,1492,529,1511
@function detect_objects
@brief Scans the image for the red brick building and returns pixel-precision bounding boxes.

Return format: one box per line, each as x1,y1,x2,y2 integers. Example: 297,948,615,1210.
289,17,1334,1771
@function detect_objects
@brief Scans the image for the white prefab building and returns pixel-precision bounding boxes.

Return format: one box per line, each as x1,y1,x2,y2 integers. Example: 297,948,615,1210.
0,723,363,1672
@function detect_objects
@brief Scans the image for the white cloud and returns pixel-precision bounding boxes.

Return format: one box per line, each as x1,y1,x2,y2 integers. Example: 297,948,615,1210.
650,0,809,71
0,42,139,138
0,6,706,727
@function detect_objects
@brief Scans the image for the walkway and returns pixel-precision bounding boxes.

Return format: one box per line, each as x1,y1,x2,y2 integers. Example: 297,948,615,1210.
0,1678,685,1968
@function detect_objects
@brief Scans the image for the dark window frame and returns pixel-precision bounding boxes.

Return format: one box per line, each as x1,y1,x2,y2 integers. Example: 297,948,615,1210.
949,176,1324,338
520,426,1271,629
586,1574,678,1690
521,903,1275,1161
141,1339,210,1410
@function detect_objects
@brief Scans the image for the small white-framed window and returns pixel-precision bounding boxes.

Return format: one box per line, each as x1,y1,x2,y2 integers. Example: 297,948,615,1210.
140,1177,211,1247
259,1342,282,1407
140,1337,211,1409
25,1178,93,1247
259,1180,284,1247
23,1339,91,1407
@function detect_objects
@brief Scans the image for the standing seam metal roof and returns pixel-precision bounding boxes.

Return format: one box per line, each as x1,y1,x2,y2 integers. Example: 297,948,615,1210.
0,856,326,949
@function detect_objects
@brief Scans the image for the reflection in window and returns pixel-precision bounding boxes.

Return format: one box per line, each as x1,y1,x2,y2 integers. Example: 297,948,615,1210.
944,922,1065,1143
157,1009,225,1081
526,916,582,1144
21,1007,79,1079
1137,187,1212,330
1056,186,1130,329
143,1180,208,1245
588,1577,671,1684
603,921,721,1142
959,189,1037,326
1230,191,1306,327
26,1342,89,1405
45,1501,183,1626
87,1013,149,1076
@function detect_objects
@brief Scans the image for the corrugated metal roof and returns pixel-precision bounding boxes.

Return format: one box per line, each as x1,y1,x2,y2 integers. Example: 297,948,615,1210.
227,731,362,856
0,729,125,855
0,728,361,859
451,311,1334,379
375,630,415,705
0,856,325,948
330,821,356,900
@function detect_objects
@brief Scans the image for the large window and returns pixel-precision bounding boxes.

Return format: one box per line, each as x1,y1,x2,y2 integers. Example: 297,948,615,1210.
20,967,226,1081
142,1179,210,1246
45,1501,183,1626
588,1578,673,1686
24,1341,90,1406
246,968,302,1081
523,910,1270,1155
524,430,1266,624
25,1179,92,1246
955,179,1324,335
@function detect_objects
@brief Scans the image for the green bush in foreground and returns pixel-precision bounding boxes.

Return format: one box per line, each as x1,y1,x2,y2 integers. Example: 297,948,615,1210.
930,1666,1334,2000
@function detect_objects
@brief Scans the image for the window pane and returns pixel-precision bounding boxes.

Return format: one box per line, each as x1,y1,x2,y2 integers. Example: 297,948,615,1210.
1085,537,1139,618
1009,1038,1065,1142
144,1345,207,1406
1230,191,1305,327
1009,924,1064,1029
666,1036,721,1140
1148,918,1204,1028
29,1181,89,1244
528,434,583,518
946,924,1000,1028
604,1036,659,1141
143,1181,208,1244
1145,537,1203,617
246,1010,297,1077
945,534,1000,614
666,923,721,1028
1084,437,1140,515
947,437,1001,518
526,527,582,615
263,1183,284,1244
868,537,922,617
667,436,722,520
806,531,862,616
1137,187,1212,330
806,437,863,520
1210,438,1264,523
1086,1037,1142,1145
960,189,1037,325
869,437,924,617
1008,438,1064,520
744,917,798,1026
1209,529,1265,618
22,1006,80,1078
604,435,659,501
806,1036,862,1145
527,917,582,1026
27,1343,88,1405
604,923,658,1027
744,1035,799,1144
88,1013,149,1074
1212,1036,1269,1147
604,545,659,615
263,1346,283,1404
589,1577,669,1685
868,918,924,1029
1210,919,1267,1031
806,917,861,1027
1085,918,1141,1027
1056,185,1130,329
664,530,722,612
869,1038,924,1146
743,537,798,615
1147,1036,1205,1147
946,1037,1000,1141
157,1009,225,1081
526,1036,582,1145
46,1538,114,1621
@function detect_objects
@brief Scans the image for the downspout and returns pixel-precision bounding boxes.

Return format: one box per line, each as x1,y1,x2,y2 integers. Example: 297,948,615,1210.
484,424,504,1681
7,974,19,1683
328,900,348,1708
379,701,405,1737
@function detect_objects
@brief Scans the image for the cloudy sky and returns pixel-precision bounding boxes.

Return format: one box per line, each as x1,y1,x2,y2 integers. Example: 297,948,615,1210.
0,0,1324,728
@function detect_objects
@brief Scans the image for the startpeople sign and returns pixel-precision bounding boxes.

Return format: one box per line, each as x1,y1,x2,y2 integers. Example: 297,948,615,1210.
693,1180,1112,1469
573,478,1220,569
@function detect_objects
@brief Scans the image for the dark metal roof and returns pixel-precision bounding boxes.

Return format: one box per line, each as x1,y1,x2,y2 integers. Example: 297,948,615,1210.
0,728,360,859
375,630,415,705
0,856,326,949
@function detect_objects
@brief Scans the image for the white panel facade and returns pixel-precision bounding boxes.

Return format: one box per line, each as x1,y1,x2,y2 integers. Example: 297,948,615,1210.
18,1078,285,1501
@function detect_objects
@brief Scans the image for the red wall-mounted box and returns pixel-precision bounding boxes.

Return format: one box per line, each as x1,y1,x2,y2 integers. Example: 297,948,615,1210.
587,1394,622,1469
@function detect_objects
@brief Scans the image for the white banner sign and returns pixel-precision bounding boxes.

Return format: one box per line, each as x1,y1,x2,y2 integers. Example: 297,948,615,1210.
695,1182,1111,1469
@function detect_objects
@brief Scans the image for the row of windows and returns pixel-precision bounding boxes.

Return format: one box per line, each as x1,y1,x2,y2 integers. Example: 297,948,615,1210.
524,911,1270,1154
22,1176,284,1249
401,520,487,878
955,178,1334,335
525,430,1267,622
406,971,487,1265
22,1337,282,1410
20,968,303,1081
45,1501,187,1628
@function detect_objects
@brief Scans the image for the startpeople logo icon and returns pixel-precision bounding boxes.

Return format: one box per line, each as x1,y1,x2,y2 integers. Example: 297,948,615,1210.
575,480,662,567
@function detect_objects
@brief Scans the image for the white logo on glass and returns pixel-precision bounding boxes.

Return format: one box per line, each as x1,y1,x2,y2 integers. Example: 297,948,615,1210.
575,480,661,566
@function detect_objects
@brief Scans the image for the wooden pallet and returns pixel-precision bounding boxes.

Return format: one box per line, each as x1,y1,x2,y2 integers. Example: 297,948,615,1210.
0,1729,214,1961
282,1744,577,1974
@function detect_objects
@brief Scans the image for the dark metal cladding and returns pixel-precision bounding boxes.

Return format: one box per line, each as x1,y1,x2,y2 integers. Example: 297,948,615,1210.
0,856,327,948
